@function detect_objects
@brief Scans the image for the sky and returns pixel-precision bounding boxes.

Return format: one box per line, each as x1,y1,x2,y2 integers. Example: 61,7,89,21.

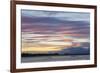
21,9,90,54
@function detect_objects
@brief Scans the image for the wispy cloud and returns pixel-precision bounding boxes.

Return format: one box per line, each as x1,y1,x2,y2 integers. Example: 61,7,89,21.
21,9,90,22
21,9,90,53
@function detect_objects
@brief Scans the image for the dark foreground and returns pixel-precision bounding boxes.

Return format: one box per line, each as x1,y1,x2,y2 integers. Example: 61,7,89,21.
21,54,90,63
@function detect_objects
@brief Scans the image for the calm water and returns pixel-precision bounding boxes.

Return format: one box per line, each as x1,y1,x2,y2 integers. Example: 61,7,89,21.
21,55,90,63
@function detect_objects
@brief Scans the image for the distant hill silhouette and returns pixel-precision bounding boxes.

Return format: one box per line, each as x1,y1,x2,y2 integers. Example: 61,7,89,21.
58,47,90,55
49,47,90,55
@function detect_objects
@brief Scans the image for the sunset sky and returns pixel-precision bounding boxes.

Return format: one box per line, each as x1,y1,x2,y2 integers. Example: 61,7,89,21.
21,9,90,54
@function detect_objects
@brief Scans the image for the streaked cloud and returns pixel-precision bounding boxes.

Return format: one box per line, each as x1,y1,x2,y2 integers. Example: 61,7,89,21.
21,9,90,22
21,9,90,53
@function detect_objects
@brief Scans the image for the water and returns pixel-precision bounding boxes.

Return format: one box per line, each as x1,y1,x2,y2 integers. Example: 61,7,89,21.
21,55,90,63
